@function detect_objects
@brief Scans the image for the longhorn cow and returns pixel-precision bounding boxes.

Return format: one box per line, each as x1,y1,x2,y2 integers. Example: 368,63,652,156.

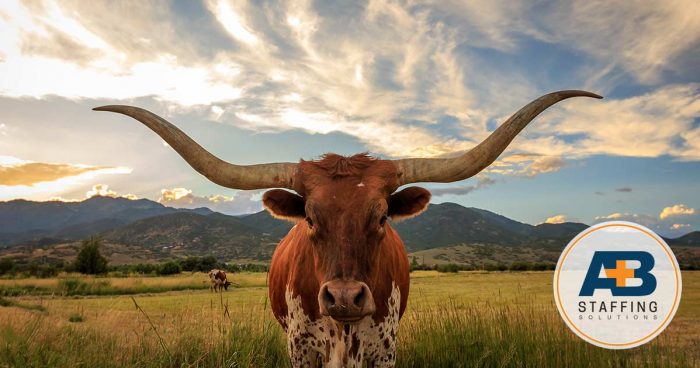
94,90,601,367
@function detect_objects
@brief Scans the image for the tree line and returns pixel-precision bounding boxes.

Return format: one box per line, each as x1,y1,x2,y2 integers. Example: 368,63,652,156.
0,237,268,278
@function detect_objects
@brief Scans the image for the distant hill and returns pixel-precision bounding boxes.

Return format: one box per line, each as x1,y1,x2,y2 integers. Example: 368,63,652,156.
238,211,294,238
101,212,279,261
0,196,211,245
667,231,700,246
0,197,698,265
392,203,588,252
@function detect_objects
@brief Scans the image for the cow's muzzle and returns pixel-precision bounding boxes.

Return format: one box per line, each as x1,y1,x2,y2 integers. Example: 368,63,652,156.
318,280,375,323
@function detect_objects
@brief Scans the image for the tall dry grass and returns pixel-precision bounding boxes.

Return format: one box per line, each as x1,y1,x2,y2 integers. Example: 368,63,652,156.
0,271,697,367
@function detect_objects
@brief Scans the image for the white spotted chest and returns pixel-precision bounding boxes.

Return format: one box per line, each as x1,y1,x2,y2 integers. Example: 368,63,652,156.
283,283,401,368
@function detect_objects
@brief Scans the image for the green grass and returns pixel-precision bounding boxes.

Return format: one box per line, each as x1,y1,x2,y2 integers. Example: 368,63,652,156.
0,296,46,313
0,271,697,367
0,272,267,297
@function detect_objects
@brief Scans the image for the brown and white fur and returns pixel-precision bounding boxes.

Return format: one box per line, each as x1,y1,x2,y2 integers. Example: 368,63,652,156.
208,269,231,292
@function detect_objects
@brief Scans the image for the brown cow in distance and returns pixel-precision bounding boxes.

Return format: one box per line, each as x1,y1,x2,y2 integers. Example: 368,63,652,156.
95,90,601,367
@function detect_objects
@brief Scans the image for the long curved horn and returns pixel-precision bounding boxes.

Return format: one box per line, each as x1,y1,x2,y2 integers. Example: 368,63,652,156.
394,90,602,185
93,106,297,190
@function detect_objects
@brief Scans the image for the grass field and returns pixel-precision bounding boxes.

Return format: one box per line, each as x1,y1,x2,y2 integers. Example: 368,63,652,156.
0,271,697,367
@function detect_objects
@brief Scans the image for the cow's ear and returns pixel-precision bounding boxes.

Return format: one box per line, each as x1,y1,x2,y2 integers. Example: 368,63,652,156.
388,186,431,221
263,189,306,221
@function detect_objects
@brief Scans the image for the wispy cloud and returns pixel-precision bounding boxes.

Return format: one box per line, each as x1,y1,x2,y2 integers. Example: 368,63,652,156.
0,0,698,172
158,187,263,215
615,187,632,193
430,176,495,197
594,204,700,237
85,183,137,200
671,223,690,230
0,156,131,200
0,160,109,186
487,154,566,177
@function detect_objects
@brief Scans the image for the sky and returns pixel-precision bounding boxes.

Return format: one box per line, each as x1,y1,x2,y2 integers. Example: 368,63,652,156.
0,0,699,237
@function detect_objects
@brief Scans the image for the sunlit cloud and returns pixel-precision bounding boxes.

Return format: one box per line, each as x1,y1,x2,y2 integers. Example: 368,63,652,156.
0,1,242,106
0,156,131,201
158,187,262,215
594,205,699,236
85,183,116,198
84,183,138,200
593,212,659,228
487,154,566,177
0,156,130,185
0,161,105,186
659,204,696,220
209,0,258,45
543,215,568,224
0,0,698,176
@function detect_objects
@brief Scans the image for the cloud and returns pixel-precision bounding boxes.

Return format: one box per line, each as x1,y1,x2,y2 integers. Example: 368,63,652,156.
158,187,263,215
593,212,659,228
0,0,698,163
519,84,700,161
594,205,699,237
0,156,131,200
487,154,566,177
659,204,696,220
544,215,568,224
0,161,108,186
615,187,632,193
209,0,258,45
86,183,116,198
430,175,496,197
0,1,242,106
538,1,700,84
85,183,138,200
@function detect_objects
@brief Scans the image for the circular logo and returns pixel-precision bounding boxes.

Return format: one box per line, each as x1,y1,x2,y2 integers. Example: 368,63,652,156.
553,221,682,349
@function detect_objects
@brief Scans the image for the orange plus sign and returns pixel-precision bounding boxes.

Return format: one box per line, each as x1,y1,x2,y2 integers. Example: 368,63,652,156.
605,260,635,287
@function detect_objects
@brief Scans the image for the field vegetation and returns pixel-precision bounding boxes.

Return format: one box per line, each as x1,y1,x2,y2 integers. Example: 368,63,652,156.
0,271,697,367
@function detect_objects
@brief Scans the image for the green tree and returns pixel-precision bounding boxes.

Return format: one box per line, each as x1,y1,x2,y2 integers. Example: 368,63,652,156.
74,237,108,274
157,261,181,275
0,258,14,275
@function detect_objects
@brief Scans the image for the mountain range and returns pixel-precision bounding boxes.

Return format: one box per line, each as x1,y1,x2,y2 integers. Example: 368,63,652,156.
1,196,698,266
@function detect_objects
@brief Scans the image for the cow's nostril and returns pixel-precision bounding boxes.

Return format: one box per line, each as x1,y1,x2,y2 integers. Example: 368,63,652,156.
353,286,365,307
323,286,335,306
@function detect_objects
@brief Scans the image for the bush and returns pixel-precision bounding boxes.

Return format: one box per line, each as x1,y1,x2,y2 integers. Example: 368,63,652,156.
225,263,269,273
157,261,182,275
74,237,108,275
436,264,461,273
68,313,84,323
180,256,219,272
509,262,530,271
132,263,157,275
59,278,89,295
0,258,14,275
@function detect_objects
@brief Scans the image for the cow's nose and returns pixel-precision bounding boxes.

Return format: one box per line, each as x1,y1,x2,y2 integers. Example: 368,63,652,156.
318,280,375,322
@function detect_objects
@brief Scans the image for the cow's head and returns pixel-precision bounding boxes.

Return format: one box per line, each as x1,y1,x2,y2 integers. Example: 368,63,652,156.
262,154,431,322
94,90,601,323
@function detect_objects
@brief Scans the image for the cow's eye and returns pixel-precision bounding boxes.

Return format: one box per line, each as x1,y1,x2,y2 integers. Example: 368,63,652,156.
379,215,388,226
305,217,314,228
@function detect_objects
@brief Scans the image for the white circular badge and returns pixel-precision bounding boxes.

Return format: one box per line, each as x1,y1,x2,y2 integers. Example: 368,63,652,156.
553,221,682,349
